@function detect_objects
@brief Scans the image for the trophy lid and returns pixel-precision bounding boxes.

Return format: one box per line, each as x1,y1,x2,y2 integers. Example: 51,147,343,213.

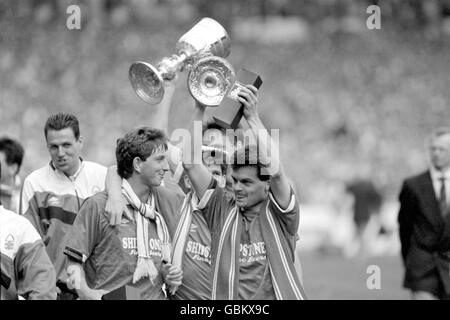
177,17,231,59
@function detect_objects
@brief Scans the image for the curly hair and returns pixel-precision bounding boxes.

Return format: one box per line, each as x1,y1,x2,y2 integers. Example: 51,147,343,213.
116,126,168,179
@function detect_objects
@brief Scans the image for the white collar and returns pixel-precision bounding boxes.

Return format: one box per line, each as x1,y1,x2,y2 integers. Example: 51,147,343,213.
430,166,450,180
52,158,83,181
191,192,199,211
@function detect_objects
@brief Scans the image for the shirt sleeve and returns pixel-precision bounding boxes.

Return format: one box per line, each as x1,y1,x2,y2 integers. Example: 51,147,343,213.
63,197,102,264
14,221,57,300
267,186,300,237
152,185,186,236
197,178,234,231
397,180,415,265
20,178,49,242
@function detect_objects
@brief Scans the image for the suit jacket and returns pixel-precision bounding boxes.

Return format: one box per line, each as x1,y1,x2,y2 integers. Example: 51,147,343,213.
398,171,450,297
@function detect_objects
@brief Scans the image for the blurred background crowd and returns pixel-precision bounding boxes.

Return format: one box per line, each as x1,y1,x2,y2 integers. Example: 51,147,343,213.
1,0,450,299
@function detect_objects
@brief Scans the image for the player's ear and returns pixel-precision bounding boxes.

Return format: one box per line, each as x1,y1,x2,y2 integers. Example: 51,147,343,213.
77,135,84,150
133,157,142,174
183,174,191,189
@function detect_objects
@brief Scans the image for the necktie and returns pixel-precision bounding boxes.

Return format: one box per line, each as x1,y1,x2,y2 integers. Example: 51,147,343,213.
439,177,447,216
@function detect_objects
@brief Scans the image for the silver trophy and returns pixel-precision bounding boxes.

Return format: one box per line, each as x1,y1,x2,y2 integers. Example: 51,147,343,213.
188,55,235,107
129,17,235,106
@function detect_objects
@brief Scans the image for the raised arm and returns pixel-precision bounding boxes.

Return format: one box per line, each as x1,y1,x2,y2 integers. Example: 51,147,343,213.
181,101,212,199
239,85,292,209
147,79,177,131
104,165,126,225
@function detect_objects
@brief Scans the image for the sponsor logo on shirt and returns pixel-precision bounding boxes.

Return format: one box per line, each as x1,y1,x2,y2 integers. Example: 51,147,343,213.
239,241,267,263
148,238,162,257
186,240,211,264
4,234,14,250
121,237,162,257
122,237,137,250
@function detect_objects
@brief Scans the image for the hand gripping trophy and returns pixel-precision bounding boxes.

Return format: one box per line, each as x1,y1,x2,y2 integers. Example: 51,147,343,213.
129,17,235,107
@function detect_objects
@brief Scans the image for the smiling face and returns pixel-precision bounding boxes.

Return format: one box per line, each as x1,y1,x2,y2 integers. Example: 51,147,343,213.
46,128,83,177
231,166,268,209
137,147,169,188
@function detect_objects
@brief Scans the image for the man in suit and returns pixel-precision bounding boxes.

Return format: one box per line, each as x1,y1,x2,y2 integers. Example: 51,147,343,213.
398,127,450,300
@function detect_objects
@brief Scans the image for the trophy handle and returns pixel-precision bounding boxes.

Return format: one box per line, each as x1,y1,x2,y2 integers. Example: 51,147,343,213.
129,62,165,105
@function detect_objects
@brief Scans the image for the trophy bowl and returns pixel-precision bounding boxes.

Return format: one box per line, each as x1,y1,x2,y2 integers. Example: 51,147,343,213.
188,56,235,107
129,62,165,105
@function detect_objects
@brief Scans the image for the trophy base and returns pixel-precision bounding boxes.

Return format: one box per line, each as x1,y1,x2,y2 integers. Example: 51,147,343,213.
210,68,263,129
129,62,165,105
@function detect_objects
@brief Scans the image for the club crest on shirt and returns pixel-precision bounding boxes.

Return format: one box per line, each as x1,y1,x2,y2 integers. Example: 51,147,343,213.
4,234,14,250
47,196,61,207
92,185,101,194
189,224,198,233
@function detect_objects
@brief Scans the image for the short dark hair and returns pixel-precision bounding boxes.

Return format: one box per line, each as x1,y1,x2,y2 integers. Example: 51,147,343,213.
202,122,225,135
116,126,168,179
0,137,25,173
231,145,270,181
202,122,240,151
44,113,80,140
202,120,243,134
